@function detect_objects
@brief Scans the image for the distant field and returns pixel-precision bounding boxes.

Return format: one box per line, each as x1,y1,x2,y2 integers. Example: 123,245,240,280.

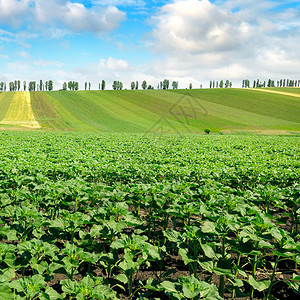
267,87,300,95
0,92,40,128
0,89,299,133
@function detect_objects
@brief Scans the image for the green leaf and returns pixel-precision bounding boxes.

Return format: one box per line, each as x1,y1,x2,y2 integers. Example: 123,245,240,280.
248,275,271,292
61,279,78,294
201,243,216,259
40,286,63,300
0,285,13,300
144,243,160,260
116,274,128,284
181,276,201,298
179,247,194,265
110,239,125,249
292,274,300,281
201,221,217,234
0,269,15,284
159,281,179,293
93,285,118,299
163,230,181,243
213,260,233,277
6,230,17,241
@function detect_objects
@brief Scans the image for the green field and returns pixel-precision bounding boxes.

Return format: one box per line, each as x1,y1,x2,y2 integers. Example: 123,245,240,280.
0,88,299,133
0,132,299,299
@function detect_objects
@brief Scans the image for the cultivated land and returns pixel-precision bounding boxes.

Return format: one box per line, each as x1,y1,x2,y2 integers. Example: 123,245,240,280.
0,132,299,299
0,88,299,299
0,92,40,129
0,88,299,133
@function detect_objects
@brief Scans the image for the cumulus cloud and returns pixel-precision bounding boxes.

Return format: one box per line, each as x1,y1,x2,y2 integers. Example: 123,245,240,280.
0,0,29,27
106,57,130,70
152,0,252,54
0,0,126,34
149,0,300,86
92,0,146,7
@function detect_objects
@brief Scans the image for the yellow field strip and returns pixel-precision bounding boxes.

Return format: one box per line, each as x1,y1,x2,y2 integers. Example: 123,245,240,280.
249,88,300,98
0,92,41,128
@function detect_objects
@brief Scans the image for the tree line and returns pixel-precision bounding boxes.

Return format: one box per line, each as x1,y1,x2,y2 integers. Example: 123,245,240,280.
0,80,54,92
209,80,232,88
242,79,300,88
1,78,299,92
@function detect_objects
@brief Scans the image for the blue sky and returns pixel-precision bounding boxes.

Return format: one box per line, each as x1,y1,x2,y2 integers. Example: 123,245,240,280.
0,0,299,89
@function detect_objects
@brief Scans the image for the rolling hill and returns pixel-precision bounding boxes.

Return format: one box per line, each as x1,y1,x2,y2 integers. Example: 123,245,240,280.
0,88,299,134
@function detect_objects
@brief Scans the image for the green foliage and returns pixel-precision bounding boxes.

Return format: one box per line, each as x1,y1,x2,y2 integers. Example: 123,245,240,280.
0,133,298,299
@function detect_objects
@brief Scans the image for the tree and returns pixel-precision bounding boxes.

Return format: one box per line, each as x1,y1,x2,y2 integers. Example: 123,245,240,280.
101,80,105,90
135,81,138,90
89,82,91,90
189,83,192,89
23,81,26,91
48,80,53,91
172,81,178,89
219,80,223,88
29,81,36,91
62,82,67,90
210,81,212,88
142,80,147,90
131,82,135,90
40,80,43,91
162,79,169,89
112,81,123,90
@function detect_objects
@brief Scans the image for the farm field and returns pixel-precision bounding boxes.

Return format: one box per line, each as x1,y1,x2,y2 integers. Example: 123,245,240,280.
0,92,40,129
0,132,299,299
0,88,299,133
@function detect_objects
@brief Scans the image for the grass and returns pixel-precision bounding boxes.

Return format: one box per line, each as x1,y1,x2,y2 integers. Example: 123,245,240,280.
1,88,299,133
0,92,40,128
0,92,14,120
267,87,300,95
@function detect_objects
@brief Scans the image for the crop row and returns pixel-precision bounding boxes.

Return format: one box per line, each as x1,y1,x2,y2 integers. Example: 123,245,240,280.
0,132,299,299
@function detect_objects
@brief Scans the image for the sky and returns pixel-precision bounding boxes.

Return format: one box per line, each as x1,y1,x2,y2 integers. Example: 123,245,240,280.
0,0,299,90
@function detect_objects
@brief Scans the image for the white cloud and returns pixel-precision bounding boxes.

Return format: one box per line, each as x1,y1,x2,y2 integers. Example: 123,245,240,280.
7,61,30,72
92,0,146,6
18,51,30,58
0,0,126,35
98,57,131,72
148,0,300,86
152,0,253,54
0,0,29,27
0,53,9,59
33,60,64,68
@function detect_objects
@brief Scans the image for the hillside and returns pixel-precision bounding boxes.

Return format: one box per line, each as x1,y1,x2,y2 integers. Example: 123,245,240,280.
0,88,299,133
